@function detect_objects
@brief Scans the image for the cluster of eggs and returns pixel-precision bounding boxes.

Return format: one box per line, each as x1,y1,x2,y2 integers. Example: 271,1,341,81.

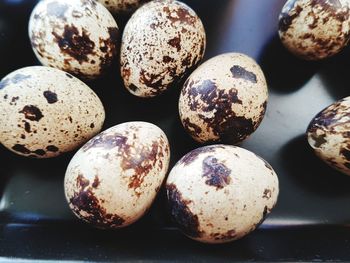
20,0,350,244
277,0,350,176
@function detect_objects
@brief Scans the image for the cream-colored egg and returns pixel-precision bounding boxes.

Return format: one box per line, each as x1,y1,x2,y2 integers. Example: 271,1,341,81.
98,0,149,14
29,0,119,79
278,0,350,60
166,145,279,244
64,122,170,228
120,0,206,97
307,97,350,176
0,66,105,158
179,53,267,144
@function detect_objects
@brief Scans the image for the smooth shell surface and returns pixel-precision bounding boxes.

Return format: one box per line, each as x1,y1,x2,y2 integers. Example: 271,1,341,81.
0,66,105,158
166,145,279,244
120,0,206,97
307,97,350,176
65,122,170,228
98,0,149,14
179,53,268,144
278,0,350,60
29,0,119,79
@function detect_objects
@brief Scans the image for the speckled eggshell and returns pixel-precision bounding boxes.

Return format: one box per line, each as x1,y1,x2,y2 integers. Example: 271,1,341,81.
120,0,206,97
29,0,119,79
97,0,149,14
0,66,105,158
307,97,350,176
64,122,170,228
278,0,350,60
179,53,268,144
166,145,279,244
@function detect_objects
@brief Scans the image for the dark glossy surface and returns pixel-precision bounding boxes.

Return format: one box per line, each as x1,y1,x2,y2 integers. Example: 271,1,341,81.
1,0,350,261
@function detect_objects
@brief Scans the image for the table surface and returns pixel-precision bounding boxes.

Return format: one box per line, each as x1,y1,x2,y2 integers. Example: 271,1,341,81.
1,0,350,261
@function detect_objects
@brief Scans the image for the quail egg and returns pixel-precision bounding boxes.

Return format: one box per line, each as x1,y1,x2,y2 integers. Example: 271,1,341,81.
65,121,170,228
307,96,350,175
29,0,119,79
179,53,268,144
278,0,350,60
120,0,206,97
0,66,105,158
166,145,279,244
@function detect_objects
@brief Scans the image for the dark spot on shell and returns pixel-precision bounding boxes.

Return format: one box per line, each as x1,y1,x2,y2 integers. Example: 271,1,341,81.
33,149,46,156
52,25,95,64
43,90,58,104
46,145,59,152
221,117,255,144
202,156,231,189
46,2,69,19
12,144,31,154
166,183,202,238
139,69,163,92
24,121,31,133
19,105,44,121
126,141,159,194
307,99,348,136
90,123,95,129
92,176,100,188
310,133,327,148
98,27,119,74
163,6,197,26
210,230,237,241
182,118,202,139
11,96,19,104
262,189,272,199
279,4,303,32
163,56,173,63
340,148,350,162
230,65,257,83
66,73,73,79
168,36,181,52
129,84,138,92
70,174,125,228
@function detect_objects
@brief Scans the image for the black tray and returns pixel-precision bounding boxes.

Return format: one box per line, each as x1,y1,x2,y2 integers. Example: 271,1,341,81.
1,0,350,261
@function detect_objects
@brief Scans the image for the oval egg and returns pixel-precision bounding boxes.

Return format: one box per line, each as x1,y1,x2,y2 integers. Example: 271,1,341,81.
120,0,206,97
278,0,350,60
307,97,350,176
98,0,149,15
179,53,268,144
166,145,279,244
0,66,105,158
29,0,119,79
64,122,170,228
